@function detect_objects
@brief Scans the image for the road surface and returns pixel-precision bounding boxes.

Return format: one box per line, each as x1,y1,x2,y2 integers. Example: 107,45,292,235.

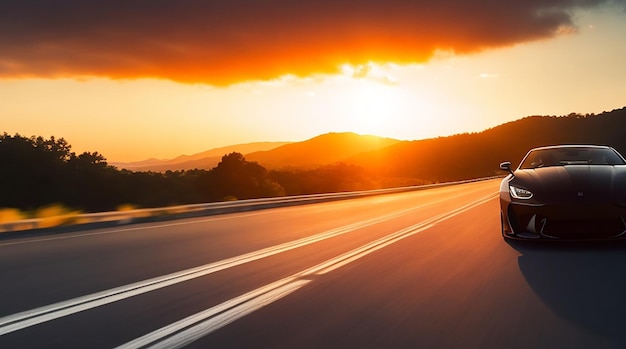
2,179,626,348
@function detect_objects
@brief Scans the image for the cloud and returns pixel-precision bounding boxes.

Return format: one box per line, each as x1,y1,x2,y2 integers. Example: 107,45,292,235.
0,0,623,85
345,63,399,85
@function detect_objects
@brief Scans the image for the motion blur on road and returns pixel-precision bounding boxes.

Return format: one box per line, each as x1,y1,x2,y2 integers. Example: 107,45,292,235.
2,179,626,348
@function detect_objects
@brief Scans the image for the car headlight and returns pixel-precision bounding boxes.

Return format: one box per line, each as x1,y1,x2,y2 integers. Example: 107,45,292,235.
509,185,533,199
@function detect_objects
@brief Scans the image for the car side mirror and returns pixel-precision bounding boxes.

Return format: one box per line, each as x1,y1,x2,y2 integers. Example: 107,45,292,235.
500,161,514,175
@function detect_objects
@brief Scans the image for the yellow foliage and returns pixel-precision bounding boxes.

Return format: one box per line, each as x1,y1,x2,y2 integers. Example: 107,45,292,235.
117,204,137,211
35,204,81,228
0,208,25,223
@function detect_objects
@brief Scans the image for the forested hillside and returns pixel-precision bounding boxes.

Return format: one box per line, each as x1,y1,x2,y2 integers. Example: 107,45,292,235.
349,107,626,181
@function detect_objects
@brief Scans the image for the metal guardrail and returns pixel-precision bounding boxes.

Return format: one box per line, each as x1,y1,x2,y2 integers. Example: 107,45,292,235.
0,176,502,234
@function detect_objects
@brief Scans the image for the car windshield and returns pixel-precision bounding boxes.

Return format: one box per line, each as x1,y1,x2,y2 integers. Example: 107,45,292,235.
519,147,626,169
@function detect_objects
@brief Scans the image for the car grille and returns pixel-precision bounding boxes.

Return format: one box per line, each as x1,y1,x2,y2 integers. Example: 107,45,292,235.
508,203,626,239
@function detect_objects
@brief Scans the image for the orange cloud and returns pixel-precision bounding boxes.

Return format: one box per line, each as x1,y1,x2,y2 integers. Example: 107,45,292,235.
0,1,621,85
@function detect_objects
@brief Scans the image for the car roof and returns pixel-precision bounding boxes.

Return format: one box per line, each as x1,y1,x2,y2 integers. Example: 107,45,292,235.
528,144,612,152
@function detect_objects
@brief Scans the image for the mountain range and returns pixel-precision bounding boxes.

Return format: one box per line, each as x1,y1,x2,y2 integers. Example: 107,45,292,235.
112,133,401,172
112,107,626,180
110,141,290,172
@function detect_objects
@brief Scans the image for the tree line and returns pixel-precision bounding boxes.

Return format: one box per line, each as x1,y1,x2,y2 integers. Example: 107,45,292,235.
0,133,400,213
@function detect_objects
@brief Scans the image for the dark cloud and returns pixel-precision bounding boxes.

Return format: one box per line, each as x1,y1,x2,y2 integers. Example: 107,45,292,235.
0,0,622,85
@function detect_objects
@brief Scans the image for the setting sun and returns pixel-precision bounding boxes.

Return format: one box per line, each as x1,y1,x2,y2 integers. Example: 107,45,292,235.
345,86,404,136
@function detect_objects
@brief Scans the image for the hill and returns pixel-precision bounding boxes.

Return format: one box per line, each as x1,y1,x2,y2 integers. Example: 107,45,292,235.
348,107,626,182
246,132,402,169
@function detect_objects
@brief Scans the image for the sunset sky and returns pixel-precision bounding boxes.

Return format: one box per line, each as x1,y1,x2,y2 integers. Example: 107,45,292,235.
1,1,625,162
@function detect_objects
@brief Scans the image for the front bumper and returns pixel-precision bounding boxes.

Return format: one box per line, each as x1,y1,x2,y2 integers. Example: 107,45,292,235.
503,202,626,240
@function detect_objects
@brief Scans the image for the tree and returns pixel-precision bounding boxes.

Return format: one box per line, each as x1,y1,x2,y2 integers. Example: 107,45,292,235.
0,134,74,208
211,152,284,200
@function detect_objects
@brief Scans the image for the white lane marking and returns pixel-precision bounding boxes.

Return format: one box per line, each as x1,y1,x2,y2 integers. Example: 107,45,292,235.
0,191,488,336
117,193,497,349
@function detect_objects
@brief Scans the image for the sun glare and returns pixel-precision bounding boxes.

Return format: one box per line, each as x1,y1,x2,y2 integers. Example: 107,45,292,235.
333,63,411,135
345,83,397,134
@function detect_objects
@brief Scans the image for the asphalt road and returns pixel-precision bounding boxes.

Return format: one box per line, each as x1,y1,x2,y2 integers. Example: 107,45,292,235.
2,179,626,348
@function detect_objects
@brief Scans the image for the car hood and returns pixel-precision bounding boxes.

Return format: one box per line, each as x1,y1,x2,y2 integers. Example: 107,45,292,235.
512,165,626,204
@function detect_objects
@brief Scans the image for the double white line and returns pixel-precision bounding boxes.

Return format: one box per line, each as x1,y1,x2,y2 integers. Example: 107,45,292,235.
117,193,496,349
0,194,468,336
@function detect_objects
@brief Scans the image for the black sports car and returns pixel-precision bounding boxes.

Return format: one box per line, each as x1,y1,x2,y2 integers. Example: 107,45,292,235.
499,145,626,240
